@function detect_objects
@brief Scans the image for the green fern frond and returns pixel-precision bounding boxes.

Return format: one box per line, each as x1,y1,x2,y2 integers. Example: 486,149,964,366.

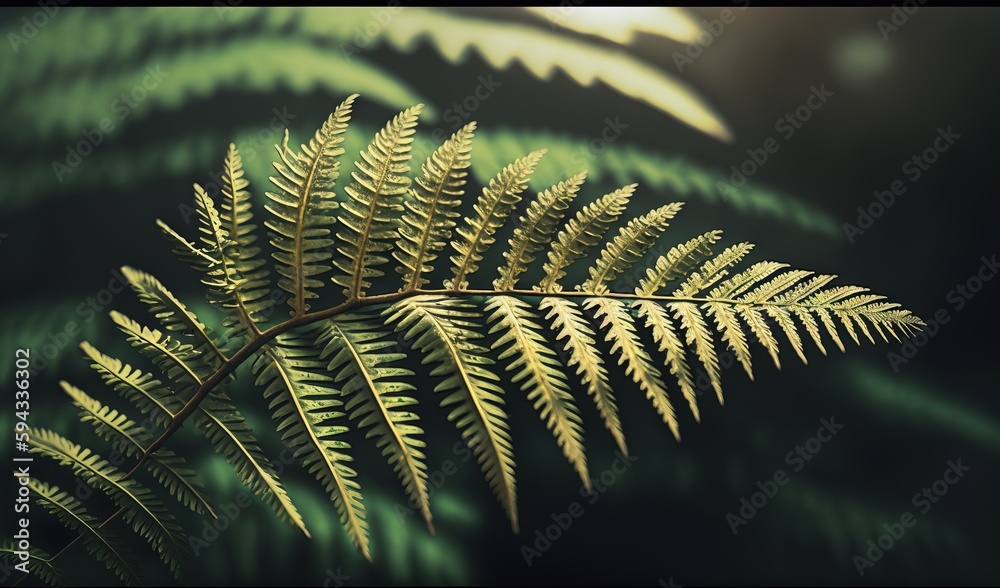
486,296,589,489
333,104,423,299
318,311,432,534
539,184,634,292
674,243,756,298
109,311,207,397
540,297,626,455
587,298,681,441
79,341,181,427
580,202,684,294
494,171,587,290
251,334,364,553
0,542,62,587
447,150,546,290
28,429,189,580
267,94,356,315
634,300,701,422
120,265,227,367
29,479,143,585
61,381,216,518
395,123,476,291
636,230,722,296
385,296,518,532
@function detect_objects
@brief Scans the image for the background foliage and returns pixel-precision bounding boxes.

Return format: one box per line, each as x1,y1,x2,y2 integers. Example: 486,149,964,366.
1,6,998,586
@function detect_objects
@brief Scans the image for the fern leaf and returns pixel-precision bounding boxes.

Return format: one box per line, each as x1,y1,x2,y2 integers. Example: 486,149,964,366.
587,298,680,441
266,95,356,314
109,311,206,397
709,260,786,300
494,171,587,290
395,123,476,291
317,311,432,534
120,265,227,367
252,334,367,556
580,202,684,294
0,542,62,587
636,230,721,296
333,103,423,299
447,150,546,290
219,143,274,319
486,296,589,489
80,341,180,427
385,296,518,532
670,302,724,406
109,312,306,536
737,305,783,369
28,429,189,580
540,297,626,455
539,184,633,292
29,479,142,585
61,381,216,518
674,243,756,298
634,301,701,422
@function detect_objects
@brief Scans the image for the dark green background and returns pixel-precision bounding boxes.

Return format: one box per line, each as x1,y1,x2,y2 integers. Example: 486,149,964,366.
1,6,998,586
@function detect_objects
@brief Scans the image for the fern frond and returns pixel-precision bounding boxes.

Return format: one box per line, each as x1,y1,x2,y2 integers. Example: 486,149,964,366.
28,429,188,580
586,298,681,441
670,302,723,406
674,243,756,298
540,297,626,455
61,381,216,518
494,171,587,290
447,150,546,290
251,334,365,555
486,296,589,489
120,265,227,367
0,542,62,587
539,184,634,292
333,103,423,299
385,296,518,532
219,143,274,319
193,387,309,538
636,230,722,296
79,341,180,428
395,123,476,291
634,301,701,422
580,202,684,294
109,311,206,397
266,95,356,315
318,311,432,534
29,479,142,586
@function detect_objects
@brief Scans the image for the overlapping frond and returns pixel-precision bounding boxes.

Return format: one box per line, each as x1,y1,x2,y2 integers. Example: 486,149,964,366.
385,296,518,532
540,297,626,455
494,172,587,290
587,298,681,441
446,151,546,290
486,296,589,488
80,341,181,428
580,202,684,294
29,479,142,585
251,334,364,554
539,184,634,292
28,429,189,580
333,103,423,299
395,123,476,290
267,95,356,314
61,381,216,518
0,542,62,587
317,311,431,534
